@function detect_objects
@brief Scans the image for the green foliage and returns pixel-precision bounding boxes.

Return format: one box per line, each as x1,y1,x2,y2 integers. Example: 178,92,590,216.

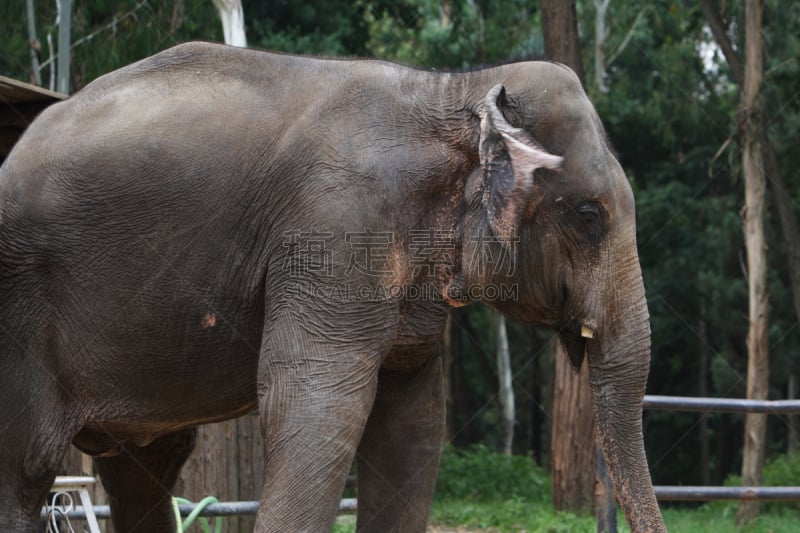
435,445,549,502
433,446,589,531
432,499,595,532
362,0,541,68
710,453,800,516
248,1,368,56
1,0,221,92
761,453,800,511
764,453,800,488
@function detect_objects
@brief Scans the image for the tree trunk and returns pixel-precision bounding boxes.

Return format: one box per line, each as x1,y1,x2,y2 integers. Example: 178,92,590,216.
737,0,769,524
701,0,800,336
25,0,42,86
541,1,607,516
703,0,800,474
704,0,800,465
496,313,514,454
213,0,247,47
593,0,610,93
551,351,595,513
540,0,586,84
56,0,72,94
699,0,745,85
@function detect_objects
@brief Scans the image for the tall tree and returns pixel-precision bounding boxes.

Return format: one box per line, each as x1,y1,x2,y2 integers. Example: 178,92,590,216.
550,352,595,512
25,0,41,86
56,0,72,93
540,0,585,82
700,0,798,518
592,0,610,93
701,0,800,363
736,0,769,523
213,0,247,47
539,0,598,517
496,313,515,454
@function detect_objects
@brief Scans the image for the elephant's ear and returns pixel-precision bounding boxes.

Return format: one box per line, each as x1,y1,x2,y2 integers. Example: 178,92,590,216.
479,84,563,242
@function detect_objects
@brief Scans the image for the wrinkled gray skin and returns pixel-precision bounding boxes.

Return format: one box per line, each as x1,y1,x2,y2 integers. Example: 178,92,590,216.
0,42,665,532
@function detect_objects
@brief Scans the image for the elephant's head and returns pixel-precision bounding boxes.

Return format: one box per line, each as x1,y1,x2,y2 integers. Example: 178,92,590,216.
453,74,664,531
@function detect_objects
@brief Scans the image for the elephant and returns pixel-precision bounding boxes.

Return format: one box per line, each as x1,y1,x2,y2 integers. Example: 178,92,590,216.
0,42,665,532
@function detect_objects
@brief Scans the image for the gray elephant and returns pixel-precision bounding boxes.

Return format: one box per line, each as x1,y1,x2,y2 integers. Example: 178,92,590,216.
0,42,665,532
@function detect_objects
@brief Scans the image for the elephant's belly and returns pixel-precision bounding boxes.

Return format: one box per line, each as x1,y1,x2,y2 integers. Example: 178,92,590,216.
67,313,262,441
74,397,258,455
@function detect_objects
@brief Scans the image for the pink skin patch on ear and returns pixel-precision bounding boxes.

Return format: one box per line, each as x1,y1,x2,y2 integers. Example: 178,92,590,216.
201,311,217,329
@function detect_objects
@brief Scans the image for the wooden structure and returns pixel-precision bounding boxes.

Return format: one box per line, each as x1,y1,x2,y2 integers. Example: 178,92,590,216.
174,414,265,532
56,414,264,532
0,75,64,161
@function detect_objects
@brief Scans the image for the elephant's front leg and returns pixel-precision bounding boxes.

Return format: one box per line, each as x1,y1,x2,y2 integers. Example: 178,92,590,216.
254,311,383,532
356,351,445,533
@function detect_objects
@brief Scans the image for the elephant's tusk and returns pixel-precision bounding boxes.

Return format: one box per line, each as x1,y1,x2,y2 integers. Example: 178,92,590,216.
581,325,595,339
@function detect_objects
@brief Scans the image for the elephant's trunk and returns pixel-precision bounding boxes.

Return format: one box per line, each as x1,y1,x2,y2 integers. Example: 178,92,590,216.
587,259,666,532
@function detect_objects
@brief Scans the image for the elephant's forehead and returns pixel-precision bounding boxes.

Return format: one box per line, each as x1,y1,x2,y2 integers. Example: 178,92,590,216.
562,145,629,199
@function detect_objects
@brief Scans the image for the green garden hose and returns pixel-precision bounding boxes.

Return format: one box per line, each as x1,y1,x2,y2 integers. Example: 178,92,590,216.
171,496,222,533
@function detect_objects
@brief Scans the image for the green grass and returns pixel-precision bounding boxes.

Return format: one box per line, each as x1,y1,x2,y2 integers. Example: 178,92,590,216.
431,498,595,532
335,498,800,532
430,500,800,532
332,448,800,532
662,504,800,533
333,515,356,532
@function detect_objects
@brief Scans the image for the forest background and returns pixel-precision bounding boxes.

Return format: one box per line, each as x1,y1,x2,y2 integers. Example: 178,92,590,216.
2,0,800,524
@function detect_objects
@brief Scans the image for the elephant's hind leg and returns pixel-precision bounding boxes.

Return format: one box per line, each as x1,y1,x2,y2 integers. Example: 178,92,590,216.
93,427,197,533
356,352,446,533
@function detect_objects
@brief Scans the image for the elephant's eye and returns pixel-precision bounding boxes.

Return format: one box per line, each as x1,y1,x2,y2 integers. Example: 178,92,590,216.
576,203,602,227
575,202,605,247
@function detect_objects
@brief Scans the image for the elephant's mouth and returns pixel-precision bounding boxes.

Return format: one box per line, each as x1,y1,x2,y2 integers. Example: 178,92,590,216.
558,319,588,370
556,264,599,365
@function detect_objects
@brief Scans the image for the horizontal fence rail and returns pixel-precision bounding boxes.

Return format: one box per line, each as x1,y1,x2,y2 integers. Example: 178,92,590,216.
45,395,800,524
42,498,358,521
643,395,800,414
643,395,800,502
655,486,800,501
